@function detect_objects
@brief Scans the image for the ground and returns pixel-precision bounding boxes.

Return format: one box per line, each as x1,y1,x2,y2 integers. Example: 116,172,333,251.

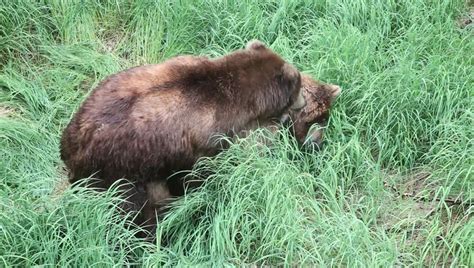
0,0,472,267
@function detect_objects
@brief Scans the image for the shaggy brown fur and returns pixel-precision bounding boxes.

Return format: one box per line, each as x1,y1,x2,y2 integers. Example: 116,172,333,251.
144,74,341,232
234,74,341,147
60,40,304,236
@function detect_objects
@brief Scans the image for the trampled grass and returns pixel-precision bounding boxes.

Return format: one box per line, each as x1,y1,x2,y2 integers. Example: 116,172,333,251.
0,0,473,266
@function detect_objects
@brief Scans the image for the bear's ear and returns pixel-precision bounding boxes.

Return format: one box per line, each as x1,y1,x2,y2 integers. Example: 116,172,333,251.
330,85,341,102
246,39,267,50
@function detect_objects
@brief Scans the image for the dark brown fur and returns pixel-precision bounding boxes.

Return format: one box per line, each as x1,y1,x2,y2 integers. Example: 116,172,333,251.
144,75,342,237
60,40,303,237
235,74,341,147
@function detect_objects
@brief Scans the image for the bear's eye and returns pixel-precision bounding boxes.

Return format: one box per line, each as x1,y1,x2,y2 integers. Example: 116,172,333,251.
315,112,329,126
275,73,284,83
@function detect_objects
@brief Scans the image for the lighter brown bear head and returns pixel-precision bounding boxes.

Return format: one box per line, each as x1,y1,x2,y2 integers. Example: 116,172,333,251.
284,74,341,148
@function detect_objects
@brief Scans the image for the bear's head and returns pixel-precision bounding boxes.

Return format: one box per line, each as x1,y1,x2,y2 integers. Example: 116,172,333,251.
284,74,341,149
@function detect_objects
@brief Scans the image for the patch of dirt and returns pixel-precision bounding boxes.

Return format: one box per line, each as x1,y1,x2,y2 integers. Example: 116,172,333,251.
100,31,123,53
379,170,436,234
400,171,433,197
457,3,474,29
379,169,472,266
50,166,71,201
0,106,15,117
383,169,435,199
382,202,437,265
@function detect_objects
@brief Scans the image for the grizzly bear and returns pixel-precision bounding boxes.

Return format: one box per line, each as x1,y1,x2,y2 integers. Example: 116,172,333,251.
60,40,305,235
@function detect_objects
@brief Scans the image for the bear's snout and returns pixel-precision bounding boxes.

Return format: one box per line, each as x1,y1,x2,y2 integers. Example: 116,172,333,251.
303,125,325,150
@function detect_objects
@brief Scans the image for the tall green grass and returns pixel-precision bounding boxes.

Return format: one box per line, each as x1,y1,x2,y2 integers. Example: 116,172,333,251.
1,0,472,266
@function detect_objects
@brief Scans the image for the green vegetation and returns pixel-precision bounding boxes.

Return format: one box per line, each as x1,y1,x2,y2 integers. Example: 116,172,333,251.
1,0,472,266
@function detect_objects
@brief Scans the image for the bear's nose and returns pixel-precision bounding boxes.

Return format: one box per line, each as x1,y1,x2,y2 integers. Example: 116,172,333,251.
303,127,324,150
311,138,324,151
310,129,324,147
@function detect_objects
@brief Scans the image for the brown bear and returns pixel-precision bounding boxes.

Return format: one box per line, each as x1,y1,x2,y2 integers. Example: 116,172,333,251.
59,40,305,235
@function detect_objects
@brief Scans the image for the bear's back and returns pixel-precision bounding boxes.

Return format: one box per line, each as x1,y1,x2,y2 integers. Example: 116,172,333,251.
60,56,215,183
